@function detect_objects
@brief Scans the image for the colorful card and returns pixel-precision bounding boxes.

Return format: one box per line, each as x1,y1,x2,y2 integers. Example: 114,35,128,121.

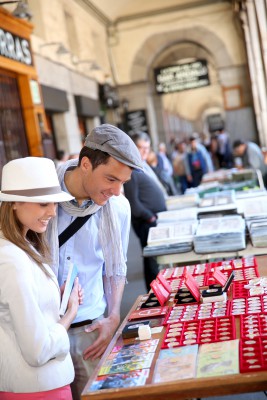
106,352,152,366
153,345,198,383
196,339,239,378
98,352,154,375
90,369,149,391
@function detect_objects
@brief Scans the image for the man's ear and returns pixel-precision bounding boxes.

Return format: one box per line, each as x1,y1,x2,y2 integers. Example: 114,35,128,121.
80,156,92,172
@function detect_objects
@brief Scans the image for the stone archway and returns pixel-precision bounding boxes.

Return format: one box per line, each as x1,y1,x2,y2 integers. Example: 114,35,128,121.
129,26,233,143
131,26,233,82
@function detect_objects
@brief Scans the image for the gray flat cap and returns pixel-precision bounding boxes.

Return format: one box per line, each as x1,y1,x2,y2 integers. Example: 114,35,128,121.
85,124,143,170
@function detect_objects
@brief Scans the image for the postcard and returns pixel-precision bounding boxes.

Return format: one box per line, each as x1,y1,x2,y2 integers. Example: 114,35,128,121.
153,345,198,383
196,339,239,378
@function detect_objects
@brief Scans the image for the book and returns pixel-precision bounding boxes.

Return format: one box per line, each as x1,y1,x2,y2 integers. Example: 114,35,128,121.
59,263,78,316
89,369,149,391
153,345,198,383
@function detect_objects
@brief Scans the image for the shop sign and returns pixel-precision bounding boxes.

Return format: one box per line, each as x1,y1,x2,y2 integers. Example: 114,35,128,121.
154,59,209,94
124,109,149,135
0,28,32,65
207,113,224,132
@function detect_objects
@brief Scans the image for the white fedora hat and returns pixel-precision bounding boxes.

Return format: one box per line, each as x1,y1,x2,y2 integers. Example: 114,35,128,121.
0,157,74,203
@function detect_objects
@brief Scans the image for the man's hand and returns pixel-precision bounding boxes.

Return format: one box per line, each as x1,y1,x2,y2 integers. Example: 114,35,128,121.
83,314,120,360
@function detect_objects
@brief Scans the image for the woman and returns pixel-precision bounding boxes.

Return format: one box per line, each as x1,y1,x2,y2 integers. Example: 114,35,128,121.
0,157,82,400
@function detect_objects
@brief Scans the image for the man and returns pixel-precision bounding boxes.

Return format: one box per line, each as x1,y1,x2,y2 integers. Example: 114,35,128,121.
48,124,143,400
157,142,178,195
189,132,214,172
186,134,208,187
124,131,167,291
233,139,267,185
216,128,233,168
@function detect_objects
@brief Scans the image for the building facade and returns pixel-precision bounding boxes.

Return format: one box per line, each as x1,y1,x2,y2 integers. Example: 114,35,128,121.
0,0,267,165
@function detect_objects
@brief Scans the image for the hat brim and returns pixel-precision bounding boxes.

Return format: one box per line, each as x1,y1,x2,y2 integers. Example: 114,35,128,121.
0,191,74,203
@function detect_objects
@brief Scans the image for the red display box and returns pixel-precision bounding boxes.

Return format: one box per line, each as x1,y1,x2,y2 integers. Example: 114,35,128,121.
240,313,267,339
230,296,267,316
240,336,267,372
232,280,250,299
163,300,230,325
150,279,171,306
161,316,236,349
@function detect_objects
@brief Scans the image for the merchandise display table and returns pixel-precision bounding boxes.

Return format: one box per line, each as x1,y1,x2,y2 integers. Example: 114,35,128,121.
81,256,267,400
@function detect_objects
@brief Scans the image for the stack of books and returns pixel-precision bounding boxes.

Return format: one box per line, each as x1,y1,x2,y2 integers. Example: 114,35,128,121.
165,193,199,211
193,215,246,253
197,190,237,219
157,208,198,225
143,222,197,257
240,195,267,247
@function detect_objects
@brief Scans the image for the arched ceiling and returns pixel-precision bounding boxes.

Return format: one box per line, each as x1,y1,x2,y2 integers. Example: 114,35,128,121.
82,0,231,23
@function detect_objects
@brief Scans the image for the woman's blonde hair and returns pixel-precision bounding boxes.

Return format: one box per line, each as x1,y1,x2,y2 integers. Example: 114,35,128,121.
0,202,52,277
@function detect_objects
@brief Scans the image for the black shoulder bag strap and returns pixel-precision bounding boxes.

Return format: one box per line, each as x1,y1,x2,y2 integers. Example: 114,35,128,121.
58,214,92,248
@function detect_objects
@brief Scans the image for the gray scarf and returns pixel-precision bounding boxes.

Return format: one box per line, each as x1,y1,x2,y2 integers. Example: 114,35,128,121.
47,159,127,289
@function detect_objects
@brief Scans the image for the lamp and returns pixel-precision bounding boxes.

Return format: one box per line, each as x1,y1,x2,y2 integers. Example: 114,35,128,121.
121,98,129,112
12,1,32,20
40,42,69,55
72,58,101,71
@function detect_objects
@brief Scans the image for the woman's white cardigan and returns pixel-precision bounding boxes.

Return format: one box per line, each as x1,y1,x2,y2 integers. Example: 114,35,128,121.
0,237,74,393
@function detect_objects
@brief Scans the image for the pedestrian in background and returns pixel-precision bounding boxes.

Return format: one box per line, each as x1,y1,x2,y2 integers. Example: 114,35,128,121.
157,142,178,195
124,131,167,291
233,139,267,186
172,140,188,194
186,134,208,187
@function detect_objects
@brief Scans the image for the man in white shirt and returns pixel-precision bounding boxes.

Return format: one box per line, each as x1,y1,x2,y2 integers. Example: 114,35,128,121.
50,124,143,399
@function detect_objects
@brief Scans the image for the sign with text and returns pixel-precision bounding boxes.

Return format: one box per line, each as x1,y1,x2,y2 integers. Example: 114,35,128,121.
154,59,210,94
0,28,33,66
124,109,149,135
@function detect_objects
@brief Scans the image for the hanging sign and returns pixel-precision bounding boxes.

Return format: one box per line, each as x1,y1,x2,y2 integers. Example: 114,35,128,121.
154,59,209,94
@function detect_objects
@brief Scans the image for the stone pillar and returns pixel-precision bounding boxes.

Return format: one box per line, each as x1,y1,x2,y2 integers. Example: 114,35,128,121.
246,0,267,146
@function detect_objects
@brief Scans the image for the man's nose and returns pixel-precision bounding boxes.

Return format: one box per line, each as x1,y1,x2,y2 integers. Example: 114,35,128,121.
112,183,122,196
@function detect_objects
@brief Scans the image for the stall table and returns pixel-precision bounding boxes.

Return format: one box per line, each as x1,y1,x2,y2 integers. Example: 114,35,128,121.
81,256,267,400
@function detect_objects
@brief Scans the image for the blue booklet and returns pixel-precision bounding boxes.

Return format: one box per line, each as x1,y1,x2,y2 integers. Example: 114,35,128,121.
59,263,78,316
